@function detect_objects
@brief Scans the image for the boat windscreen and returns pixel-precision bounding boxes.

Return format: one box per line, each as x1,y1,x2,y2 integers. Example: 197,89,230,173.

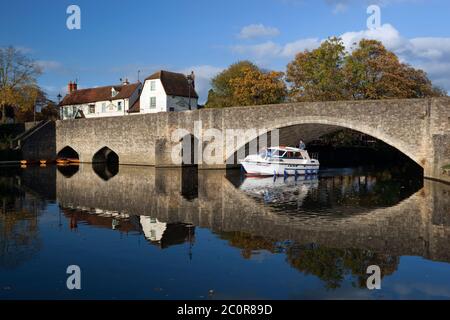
258,150,267,158
270,150,286,158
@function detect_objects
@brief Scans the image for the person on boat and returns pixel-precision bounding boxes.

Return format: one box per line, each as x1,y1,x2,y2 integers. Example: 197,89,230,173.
298,140,306,150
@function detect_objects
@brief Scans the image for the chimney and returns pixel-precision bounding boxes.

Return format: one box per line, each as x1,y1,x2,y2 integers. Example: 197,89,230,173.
122,78,130,85
68,81,78,94
190,71,195,88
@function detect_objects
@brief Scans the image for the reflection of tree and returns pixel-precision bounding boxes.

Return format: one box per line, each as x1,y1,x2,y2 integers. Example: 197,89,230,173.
219,231,399,290
0,177,42,269
219,231,283,259
0,209,41,269
286,244,399,289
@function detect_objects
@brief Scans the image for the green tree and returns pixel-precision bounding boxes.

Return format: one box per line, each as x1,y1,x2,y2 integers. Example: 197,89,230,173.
206,61,286,108
286,37,347,102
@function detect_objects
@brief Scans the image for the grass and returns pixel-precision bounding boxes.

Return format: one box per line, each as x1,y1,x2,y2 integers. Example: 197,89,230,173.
443,164,450,170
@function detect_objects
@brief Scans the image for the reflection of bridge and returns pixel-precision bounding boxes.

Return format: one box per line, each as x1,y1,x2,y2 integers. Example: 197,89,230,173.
53,98,450,182
52,164,450,263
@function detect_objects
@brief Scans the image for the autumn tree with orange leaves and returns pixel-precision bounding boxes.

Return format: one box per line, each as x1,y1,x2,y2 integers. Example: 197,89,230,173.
206,61,287,108
229,66,287,106
286,37,445,102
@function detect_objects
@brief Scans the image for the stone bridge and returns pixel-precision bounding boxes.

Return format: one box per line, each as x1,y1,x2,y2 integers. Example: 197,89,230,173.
54,97,450,182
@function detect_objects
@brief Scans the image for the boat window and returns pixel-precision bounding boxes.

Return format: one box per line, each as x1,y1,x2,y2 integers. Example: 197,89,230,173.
258,150,267,158
270,150,286,158
285,152,303,159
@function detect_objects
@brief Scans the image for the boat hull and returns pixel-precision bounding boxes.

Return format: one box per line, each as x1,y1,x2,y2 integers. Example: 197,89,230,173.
241,160,319,176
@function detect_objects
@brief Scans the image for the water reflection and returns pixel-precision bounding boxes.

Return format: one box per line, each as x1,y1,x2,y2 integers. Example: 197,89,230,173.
92,162,119,181
1,164,450,298
61,207,195,249
219,230,399,290
0,172,43,269
57,164,79,178
235,169,423,218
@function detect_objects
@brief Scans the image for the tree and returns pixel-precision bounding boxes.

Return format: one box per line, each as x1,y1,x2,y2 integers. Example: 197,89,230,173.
11,88,60,122
286,38,445,102
344,39,444,99
0,46,43,121
286,37,347,102
229,66,287,106
206,61,286,108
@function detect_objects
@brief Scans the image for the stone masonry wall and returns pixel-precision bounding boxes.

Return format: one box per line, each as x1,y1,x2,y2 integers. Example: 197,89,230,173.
53,97,450,182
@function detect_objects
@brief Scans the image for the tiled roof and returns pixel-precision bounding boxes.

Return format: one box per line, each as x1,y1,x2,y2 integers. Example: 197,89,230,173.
60,82,141,106
128,99,140,113
145,70,198,99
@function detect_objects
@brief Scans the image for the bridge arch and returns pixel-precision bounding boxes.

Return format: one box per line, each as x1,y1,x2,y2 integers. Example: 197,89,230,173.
225,116,423,168
57,146,79,160
92,146,119,164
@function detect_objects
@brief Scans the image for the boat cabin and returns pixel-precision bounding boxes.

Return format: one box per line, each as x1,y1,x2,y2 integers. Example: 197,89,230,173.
259,147,311,160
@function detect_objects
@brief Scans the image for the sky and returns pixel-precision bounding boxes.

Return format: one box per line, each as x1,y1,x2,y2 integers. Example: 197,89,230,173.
1,0,450,103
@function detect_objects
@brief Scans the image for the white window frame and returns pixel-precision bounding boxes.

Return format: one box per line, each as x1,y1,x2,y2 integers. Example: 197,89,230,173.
150,81,156,91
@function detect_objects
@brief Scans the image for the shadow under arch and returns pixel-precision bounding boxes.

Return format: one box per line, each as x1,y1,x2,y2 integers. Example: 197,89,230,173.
92,147,119,181
56,146,80,178
225,119,424,174
57,146,79,160
57,165,79,178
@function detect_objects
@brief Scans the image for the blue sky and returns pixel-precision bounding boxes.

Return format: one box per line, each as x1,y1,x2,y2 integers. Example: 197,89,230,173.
1,0,450,103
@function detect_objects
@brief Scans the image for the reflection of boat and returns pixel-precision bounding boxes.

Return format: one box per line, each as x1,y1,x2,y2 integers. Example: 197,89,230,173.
240,146,320,176
239,175,318,205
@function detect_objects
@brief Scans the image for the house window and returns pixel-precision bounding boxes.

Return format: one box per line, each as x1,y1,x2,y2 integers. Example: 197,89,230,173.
89,104,95,114
102,103,106,113
118,101,122,111
150,81,156,91
150,97,156,109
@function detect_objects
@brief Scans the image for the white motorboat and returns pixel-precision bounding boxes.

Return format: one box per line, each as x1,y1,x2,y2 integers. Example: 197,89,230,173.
240,146,320,176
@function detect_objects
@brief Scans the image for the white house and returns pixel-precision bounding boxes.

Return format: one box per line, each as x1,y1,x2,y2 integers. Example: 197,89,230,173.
59,70,199,119
59,80,142,120
135,70,198,114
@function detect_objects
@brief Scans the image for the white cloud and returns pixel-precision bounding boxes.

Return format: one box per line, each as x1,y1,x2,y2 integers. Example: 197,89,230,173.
281,38,322,57
339,23,408,52
36,60,63,71
238,24,280,39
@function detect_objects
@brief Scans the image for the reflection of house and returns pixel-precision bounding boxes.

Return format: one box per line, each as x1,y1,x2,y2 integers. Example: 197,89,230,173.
139,216,167,242
59,70,199,120
61,207,194,249
139,216,195,249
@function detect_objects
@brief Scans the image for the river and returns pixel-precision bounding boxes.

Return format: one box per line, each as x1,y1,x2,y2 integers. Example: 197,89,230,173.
0,164,450,299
